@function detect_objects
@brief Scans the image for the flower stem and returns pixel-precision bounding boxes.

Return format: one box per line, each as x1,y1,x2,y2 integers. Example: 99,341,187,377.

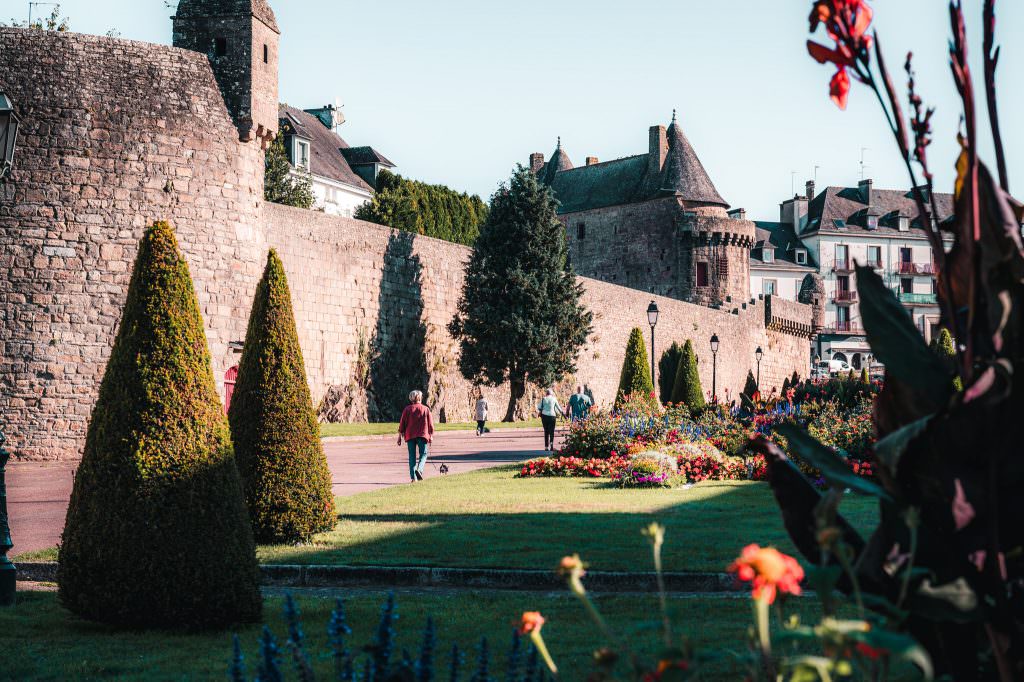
529,630,558,676
652,539,672,648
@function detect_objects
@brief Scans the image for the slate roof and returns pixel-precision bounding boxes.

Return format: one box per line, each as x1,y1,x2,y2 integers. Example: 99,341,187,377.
535,116,728,214
278,105,373,192
804,185,954,236
751,221,817,270
659,118,727,205
340,146,396,168
175,0,279,32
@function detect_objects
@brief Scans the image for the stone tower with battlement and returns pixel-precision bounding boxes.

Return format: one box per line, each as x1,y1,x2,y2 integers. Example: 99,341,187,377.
172,0,280,146
530,113,755,307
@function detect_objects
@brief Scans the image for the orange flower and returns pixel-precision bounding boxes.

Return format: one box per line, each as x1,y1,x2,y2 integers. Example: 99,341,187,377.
558,554,585,576
518,611,545,635
728,544,804,604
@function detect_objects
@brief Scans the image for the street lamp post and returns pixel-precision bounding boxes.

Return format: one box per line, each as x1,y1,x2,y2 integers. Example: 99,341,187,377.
755,346,763,391
0,430,14,606
647,301,660,392
710,334,720,403
0,93,18,607
0,92,21,180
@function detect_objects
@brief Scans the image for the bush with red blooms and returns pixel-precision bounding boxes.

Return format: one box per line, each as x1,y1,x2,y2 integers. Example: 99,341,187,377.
518,454,629,478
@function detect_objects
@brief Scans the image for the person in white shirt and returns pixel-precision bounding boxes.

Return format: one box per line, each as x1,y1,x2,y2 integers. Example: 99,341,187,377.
474,391,489,436
536,388,565,451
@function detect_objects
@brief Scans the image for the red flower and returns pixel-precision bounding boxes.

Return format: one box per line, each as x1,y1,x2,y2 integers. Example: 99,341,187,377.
856,642,887,660
728,544,805,604
518,611,545,635
808,1,873,109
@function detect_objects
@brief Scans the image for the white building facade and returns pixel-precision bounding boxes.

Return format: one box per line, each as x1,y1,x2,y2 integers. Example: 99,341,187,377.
754,180,953,372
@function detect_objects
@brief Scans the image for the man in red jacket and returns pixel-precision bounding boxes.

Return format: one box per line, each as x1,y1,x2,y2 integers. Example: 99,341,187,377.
398,390,435,482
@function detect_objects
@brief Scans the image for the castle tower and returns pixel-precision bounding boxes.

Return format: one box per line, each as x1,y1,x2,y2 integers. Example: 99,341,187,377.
172,0,280,146
659,111,755,306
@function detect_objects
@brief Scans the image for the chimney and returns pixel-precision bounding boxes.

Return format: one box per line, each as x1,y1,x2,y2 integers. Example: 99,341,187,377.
728,208,747,221
529,152,545,173
586,156,599,166
648,125,668,178
805,180,815,201
304,105,344,130
858,178,873,205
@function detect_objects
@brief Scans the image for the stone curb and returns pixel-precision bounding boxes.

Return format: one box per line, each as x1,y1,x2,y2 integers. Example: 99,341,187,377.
16,562,740,593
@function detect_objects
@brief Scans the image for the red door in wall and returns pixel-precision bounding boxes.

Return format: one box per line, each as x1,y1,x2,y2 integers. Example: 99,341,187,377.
224,366,239,414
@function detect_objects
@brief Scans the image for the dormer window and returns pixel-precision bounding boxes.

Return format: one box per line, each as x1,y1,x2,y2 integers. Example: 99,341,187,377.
898,216,910,231
762,248,775,264
795,249,807,265
866,215,879,230
294,139,310,171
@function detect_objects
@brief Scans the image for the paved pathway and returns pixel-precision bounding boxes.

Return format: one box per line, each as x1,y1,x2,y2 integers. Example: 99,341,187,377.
6,427,551,556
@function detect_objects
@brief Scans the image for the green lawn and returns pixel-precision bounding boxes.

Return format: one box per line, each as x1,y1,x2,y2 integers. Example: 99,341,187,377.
258,467,879,572
3,590,874,681
320,418,543,438
17,468,879,572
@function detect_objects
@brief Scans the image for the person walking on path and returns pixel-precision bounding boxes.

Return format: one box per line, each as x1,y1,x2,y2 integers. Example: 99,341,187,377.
537,388,565,451
474,391,489,436
567,385,592,422
398,390,434,482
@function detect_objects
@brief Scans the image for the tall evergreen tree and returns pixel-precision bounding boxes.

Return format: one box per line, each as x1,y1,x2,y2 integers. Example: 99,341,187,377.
616,327,655,406
658,341,683,404
58,221,261,629
357,169,488,246
670,339,705,413
264,136,314,209
449,166,593,421
229,250,336,543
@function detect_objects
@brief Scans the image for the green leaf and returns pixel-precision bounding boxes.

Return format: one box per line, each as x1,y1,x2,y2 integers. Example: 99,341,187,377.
856,266,950,395
874,415,931,473
776,424,892,500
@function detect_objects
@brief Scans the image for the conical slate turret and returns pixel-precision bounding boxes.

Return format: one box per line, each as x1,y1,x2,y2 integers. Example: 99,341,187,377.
660,111,728,207
542,137,573,185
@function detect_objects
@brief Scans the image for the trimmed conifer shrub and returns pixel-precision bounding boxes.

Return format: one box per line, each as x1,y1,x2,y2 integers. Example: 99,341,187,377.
58,221,261,629
670,340,705,413
931,327,963,391
616,327,655,406
657,341,683,404
743,370,759,397
229,250,336,544
860,367,869,383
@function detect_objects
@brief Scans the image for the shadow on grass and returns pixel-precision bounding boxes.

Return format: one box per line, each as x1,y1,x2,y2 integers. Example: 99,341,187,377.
259,481,879,573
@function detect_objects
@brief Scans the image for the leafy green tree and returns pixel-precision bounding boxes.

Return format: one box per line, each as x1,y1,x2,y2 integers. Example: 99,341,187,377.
357,169,488,246
58,221,261,629
264,135,314,209
743,370,759,397
229,250,336,543
449,166,592,421
670,340,705,413
658,341,683,404
616,327,655,407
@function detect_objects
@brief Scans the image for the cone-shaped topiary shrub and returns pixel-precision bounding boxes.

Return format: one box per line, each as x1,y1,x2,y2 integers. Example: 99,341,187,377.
931,327,963,391
229,250,336,544
743,370,759,397
657,341,682,404
58,221,261,629
616,327,655,407
670,339,705,413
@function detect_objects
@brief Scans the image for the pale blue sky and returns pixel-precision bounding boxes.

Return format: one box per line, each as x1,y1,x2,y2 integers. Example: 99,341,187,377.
11,0,1024,220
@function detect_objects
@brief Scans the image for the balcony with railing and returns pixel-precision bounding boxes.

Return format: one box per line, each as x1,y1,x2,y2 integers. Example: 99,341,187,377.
897,262,937,276
833,290,858,304
895,291,938,306
829,320,864,334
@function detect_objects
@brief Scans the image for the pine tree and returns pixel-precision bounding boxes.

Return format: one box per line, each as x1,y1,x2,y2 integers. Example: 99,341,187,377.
790,370,801,387
657,341,683,404
58,221,261,629
264,135,314,209
743,370,759,397
860,367,869,383
229,250,336,543
616,327,655,406
449,166,593,421
670,339,705,413
782,377,791,393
